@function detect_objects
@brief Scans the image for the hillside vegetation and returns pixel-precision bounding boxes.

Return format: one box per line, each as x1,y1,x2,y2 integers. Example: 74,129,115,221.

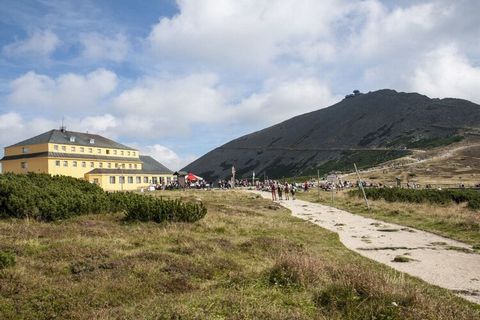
0,173,206,223
0,190,479,319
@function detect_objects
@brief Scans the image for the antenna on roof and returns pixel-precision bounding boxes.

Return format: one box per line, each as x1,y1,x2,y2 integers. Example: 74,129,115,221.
60,117,66,132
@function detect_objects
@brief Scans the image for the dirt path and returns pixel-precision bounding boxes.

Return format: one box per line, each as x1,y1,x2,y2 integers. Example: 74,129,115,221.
253,191,480,304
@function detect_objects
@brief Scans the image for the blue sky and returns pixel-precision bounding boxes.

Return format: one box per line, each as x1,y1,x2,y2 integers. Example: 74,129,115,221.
1,0,479,170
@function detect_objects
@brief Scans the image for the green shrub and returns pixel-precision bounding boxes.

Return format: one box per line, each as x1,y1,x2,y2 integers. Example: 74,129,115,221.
0,173,110,221
0,173,207,223
122,192,207,223
350,188,480,211
0,251,16,269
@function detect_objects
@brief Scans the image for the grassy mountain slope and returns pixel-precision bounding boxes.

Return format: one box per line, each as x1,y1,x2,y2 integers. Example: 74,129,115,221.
183,89,480,180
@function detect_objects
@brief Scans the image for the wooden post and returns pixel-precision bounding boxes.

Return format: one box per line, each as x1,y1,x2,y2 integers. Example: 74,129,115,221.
354,163,370,210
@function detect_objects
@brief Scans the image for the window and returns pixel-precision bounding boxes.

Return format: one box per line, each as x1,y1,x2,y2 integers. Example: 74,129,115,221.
119,176,125,184
80,147,84,152
152,177,158,184
136,176,141,183
109,176,116,184
89,148,93,153
54,145,59,151
71,146,76,152
62,145,66,151
89,138,95,144
128,176,133,184
63,161,68,167
134,164,137,169
129,164,132,169
113,150,117,155
127,151,131,156
22,147,29,154
115,163,119,168
73,161,77,167
167,177,171,183
120,151,124,155
70,136,76,142
97,148,101,154
20,162,27,169
93,178,99,184
90,162,94,168
132,152,135,156
55,160,60,167
160,177,165,184
106,150,110,154
122,164,125,169
108,163,111,168
82,162,86,167
99,162,103,168
144,177,149,183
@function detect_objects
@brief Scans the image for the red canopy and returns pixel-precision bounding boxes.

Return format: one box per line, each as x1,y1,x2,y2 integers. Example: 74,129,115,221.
187,172,202,181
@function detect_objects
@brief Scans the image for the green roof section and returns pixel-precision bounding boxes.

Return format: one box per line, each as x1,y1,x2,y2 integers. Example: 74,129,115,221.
7,129,137,151
87,156,172,175
139,155,173,174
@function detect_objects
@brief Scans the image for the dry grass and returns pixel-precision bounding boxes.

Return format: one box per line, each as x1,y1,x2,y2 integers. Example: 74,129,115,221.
0,190,478,319
298,190,480,245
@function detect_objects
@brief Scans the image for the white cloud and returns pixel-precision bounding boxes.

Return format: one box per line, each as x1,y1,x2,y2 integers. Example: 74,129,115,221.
147,0,349,71
113,73,227,135
141,144,196,171
8,68,118,112
409,45,480,103
0,112,56,149
2,30,60,57
229,77,339,126
80,33,129,62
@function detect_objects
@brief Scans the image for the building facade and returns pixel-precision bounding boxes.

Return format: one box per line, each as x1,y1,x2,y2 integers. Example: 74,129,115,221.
0,128,174,191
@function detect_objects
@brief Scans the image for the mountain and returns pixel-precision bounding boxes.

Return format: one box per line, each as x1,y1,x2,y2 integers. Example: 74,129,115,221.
183,89,480,180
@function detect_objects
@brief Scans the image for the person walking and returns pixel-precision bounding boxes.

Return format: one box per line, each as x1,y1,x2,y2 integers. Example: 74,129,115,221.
271,181,277,201
278,183,283,200
291,184,296,200
284,183,290,200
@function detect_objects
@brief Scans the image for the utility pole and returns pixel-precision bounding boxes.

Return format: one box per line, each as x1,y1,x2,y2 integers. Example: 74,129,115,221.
354,163,370,210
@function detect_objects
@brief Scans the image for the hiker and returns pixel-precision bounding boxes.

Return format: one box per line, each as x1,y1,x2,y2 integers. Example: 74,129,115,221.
291,184,296,200
271,182,277,201
278,183,283,200
284,183,290,200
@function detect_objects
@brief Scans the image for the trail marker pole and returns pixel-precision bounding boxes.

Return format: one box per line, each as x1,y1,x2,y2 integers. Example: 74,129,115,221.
354,163,370,210
317,169,320,200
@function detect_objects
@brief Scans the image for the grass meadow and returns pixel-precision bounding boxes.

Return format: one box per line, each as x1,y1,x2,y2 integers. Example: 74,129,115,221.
0,190,479,319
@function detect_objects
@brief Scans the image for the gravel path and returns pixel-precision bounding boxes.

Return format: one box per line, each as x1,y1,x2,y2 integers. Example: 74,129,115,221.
253,191,480,304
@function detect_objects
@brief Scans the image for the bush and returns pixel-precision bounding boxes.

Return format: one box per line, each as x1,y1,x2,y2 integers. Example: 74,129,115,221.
350,188,480,211
0,173,207,223
0,251,16,269
121,192,207,223
0,173,110,221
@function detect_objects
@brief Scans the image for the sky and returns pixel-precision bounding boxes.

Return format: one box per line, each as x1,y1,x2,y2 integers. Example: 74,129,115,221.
0,0,479,170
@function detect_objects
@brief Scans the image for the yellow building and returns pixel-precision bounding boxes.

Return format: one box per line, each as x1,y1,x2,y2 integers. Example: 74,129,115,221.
0,128,174,191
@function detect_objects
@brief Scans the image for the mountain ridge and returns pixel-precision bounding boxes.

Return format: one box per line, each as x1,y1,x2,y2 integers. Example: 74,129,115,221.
183,89,480,180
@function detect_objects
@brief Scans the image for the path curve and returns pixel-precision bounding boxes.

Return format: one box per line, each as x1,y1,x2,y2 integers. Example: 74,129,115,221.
252,191,480,304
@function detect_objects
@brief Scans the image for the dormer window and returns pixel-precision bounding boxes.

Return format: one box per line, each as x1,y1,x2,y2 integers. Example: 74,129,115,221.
89,138,95,144
70,136,76,142
22,147,29,154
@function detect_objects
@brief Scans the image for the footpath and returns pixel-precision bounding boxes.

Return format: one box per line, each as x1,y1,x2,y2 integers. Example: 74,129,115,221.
252,191,480,304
